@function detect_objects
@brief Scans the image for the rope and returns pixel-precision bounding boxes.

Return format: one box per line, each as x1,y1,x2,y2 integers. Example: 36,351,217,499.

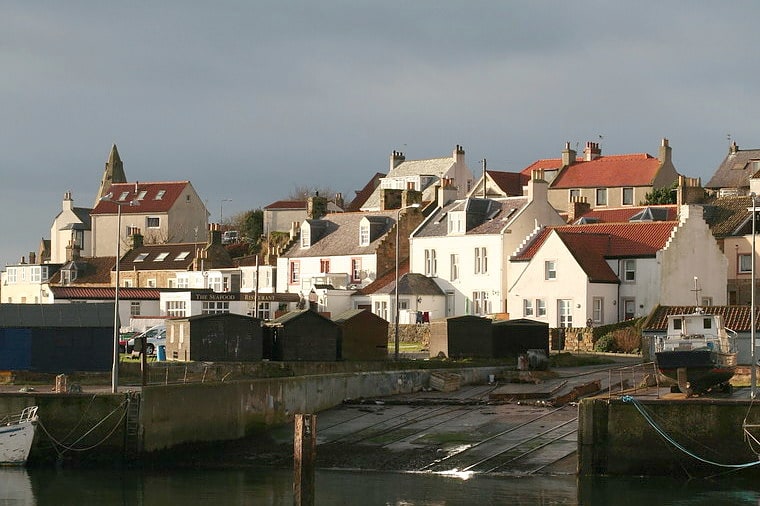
38,400,129,454
622,395,760,469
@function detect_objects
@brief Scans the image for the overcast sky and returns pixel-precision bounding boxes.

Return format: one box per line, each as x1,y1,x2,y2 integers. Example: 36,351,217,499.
3,1,760,267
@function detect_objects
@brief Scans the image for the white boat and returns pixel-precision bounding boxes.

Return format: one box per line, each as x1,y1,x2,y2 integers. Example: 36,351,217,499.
0,406,38,465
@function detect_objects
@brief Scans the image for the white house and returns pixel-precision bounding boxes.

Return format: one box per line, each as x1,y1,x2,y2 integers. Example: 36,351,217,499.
508,205,727,328
49,191,93,263
409,172,565,318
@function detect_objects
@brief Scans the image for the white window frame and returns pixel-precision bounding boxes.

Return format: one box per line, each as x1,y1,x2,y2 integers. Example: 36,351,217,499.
558,299,573,327
739,254,752,274
536,299,546,317
623,259,636,282
545,260,557,280
523,299,533,316
146,216,160,229
359,223,370,246
592,297,603,323
130,301,141,316
450,254,459,281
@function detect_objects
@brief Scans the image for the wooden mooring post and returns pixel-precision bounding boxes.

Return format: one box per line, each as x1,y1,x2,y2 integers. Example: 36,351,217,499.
293,413,316,506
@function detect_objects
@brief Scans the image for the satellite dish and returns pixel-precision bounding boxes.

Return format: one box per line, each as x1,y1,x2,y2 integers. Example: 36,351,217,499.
359,270,368,280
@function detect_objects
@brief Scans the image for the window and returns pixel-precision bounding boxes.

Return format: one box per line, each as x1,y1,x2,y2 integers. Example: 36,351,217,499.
622,187,634,206
425,249,437,276
592,297,603,323
134,253,149,262
118,191,130,201
136,190,147,200
569,189,580,200
122,279,132,287
374,301,388,320
174,251,190,261
673,318,682,331
448,213,463,234
256,301,270,320
155,190,166,200
703,317,712,329
147,279,156,288
154,252,169,262
474,247,487,274
130,301,141,316
351,258,362,283
450,254,459,281
359,223,370,246
472,291,490,315
202,301,229,315
166,300,187,317
536,299,546,317
702,297,713,306
545,260,556,280
623,259,636,282
739,254,752,273
167,278,176,288
623,299,636,320
301,226,310,248
596,188,607,206
290,261,300,284
523,299,534,316
30,267,41,283
147,217,160,228
558,299,573,327
6,268,16,283
320,259,330,273
208,276,222,292
177,277,189,289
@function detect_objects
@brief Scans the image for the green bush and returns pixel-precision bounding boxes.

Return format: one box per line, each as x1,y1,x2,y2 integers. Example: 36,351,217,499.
594,333,617,353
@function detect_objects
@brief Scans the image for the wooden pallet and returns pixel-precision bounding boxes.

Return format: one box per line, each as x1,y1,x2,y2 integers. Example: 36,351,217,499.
430,372,462,392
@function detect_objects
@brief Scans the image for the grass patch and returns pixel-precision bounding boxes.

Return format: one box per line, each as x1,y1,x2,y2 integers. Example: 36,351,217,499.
550,352,617,368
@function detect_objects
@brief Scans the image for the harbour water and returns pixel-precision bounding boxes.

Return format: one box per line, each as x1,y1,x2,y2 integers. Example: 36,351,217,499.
3,467,760,505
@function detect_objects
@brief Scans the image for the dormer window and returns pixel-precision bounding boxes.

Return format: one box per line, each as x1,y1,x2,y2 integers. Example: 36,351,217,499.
448,211,464,235
301,225,311,248
118,191,130,201
359,222,370,246
155,190,166,200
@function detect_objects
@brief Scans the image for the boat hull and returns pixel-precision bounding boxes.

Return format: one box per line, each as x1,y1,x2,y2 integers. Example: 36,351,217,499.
655,349,736,393
0,419,37,465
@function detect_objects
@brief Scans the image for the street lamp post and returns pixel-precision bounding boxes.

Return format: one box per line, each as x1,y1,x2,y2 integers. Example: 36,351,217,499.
220,198,232,225
100,193,138,393
394,203,420,360
752,193,757,398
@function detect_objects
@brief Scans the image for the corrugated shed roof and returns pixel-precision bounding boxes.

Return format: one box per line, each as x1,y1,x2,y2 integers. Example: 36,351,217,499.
50,286,161,300
281,211,398,258
551,154,661,188
705,146,760,190
264,200,307,210
91,181,190,214
643,305,758,333
0,303,115,328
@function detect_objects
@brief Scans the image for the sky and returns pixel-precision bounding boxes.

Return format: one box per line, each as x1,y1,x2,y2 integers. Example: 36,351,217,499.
3,1,760,268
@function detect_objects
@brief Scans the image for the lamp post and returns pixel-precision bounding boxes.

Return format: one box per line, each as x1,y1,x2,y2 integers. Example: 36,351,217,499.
100,193,138,393
752,193,757,398
394,203,421,360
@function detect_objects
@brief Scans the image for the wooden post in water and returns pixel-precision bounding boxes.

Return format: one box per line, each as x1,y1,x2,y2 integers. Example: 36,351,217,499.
293,413,316,506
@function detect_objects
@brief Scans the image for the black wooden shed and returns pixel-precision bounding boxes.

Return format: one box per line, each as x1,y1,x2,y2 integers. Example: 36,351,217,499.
0,303,114,373
332,309,389,360
165,313,262,362
491,318,550,358
429,315,493,359
266,309,339,361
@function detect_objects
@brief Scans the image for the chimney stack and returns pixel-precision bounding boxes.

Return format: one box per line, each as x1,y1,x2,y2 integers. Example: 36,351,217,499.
583,142,601,161
658,138,672,164
562,142,576,166
29,252,36,264
390,150,405,171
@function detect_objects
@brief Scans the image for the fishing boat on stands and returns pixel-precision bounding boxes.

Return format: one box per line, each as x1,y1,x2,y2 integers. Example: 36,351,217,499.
654,310,737,396
0,406,38,465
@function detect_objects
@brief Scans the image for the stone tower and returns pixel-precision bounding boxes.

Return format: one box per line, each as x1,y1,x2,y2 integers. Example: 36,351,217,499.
94,144,127,205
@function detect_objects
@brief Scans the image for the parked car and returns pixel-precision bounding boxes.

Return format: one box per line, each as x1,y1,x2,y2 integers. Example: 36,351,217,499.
222,230,239,244
127,324,166,355
119,332,138,354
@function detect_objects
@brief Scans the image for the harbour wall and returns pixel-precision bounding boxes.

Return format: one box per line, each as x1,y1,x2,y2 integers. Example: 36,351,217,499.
1,365,507,464
578,396,760,476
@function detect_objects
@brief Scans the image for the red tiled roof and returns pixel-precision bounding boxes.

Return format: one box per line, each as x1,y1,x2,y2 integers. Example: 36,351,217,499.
512,221,677,261
643,305,759,333
264,200,307,210
346,173,385,212
487,171,529,196
551,154,660,188
520,158,565,175
576,205,678,223
556,232,620,283
91,181,190,214
50,286,161,300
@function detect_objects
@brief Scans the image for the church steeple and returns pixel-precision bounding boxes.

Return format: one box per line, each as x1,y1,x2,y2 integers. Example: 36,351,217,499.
95,144,127,205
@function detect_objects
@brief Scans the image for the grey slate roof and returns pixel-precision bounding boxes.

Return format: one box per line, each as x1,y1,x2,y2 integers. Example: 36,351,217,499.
362,156,455,210
0,303,114,328
702,196,754,237
413,197,528,238
374,273,445,296
281,211,397,258
705,145,760,190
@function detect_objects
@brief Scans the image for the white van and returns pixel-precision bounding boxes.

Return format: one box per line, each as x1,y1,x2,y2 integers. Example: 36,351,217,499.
127,324,166,355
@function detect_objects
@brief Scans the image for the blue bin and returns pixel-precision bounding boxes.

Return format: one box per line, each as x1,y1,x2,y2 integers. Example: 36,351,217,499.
156,345,166,361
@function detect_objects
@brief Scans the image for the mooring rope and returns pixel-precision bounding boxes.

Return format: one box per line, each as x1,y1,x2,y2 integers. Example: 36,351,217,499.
38,399,129,454
621,395,760,469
